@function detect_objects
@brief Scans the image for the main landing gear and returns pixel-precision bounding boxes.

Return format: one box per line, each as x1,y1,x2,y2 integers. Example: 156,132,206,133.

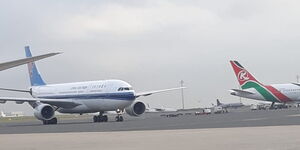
115,109,124,122
43,117,58,125
93,112,108,123
270,102,275,109
93,109,125,123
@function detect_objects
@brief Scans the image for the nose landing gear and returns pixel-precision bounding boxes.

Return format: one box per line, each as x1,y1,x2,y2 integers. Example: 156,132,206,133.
115,115,124,122
115,109,124,122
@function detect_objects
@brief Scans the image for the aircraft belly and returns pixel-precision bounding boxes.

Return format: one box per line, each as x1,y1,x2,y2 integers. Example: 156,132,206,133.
84,99,132,111
58,99,133,113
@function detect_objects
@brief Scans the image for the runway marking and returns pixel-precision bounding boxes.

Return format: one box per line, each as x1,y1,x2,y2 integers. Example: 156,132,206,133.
286,114,300,117
243,118,267,121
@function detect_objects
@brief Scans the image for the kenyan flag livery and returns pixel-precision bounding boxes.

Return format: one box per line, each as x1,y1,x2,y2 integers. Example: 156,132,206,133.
230,61,292,103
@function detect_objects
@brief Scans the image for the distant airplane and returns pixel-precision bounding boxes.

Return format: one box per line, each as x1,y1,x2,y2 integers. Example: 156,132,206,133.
0,48,60,71
0,46,184,125
229,60,300,108
146,104,177,112
0,111,24,118
216,99,244,109
0,111,6,117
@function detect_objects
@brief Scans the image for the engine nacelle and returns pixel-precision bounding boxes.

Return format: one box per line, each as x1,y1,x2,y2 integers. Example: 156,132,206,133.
125,101,146,117
34,104,55,120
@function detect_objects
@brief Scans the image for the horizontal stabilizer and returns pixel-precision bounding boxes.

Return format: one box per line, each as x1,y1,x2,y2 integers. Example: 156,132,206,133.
135,87,186,98
230,89,254,95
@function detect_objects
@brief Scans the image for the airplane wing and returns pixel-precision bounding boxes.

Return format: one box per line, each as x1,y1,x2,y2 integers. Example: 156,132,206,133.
0,97,81,108
135,87,186,98
0,87,30,93
230,89,254,95
0,52,61,71
292,83,300,86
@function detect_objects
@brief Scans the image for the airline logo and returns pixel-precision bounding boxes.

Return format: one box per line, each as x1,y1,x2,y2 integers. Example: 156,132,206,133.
238,70,249,82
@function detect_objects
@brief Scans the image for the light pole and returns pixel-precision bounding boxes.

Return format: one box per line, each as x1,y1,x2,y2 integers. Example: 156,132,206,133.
180,80,185,110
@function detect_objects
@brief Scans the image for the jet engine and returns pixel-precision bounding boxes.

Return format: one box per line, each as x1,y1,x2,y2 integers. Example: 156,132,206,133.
125,101,146,116
34,104,55,120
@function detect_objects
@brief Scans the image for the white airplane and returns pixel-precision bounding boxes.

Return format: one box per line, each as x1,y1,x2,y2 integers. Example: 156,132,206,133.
0,111,6,117
146,104,177,112
229,60,300,108
216,99,244,109
0,48,59,71
0,47,185,125
0,111,24,118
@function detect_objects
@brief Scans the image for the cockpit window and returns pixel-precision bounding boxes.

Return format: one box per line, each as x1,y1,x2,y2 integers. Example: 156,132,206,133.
118,87,133,91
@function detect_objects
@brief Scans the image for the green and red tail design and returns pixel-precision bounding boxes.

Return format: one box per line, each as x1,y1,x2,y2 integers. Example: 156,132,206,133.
230,61,292,103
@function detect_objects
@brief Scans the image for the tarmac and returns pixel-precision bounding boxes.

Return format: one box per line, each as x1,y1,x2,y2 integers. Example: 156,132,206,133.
1,108,300,150
1,108,300,134
1,126,300,150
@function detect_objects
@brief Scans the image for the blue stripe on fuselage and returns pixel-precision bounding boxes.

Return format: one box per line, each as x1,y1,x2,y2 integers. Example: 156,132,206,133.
38,92,136,101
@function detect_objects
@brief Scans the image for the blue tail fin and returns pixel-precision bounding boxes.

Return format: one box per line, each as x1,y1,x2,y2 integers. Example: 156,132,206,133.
25,46,46,86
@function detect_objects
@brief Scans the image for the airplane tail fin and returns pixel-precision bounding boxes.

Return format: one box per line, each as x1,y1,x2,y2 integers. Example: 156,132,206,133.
216,99,222,106
230,60,263,90
25,46,46,86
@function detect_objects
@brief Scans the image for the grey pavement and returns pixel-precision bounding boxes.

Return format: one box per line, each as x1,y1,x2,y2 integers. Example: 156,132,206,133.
1,108,300,134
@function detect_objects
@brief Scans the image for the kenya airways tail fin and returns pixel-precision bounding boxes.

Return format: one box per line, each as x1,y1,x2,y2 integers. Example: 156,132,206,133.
230,61,263,89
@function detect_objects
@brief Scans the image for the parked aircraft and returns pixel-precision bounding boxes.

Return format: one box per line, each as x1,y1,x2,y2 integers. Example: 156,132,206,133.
0,111,24,117
146,104,177,112
0,47,184,125
0,111,6,117
229,60,300,108
216,99,244,109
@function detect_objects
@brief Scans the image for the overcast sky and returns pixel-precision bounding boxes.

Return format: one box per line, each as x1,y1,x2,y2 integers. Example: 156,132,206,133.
1,0,300,115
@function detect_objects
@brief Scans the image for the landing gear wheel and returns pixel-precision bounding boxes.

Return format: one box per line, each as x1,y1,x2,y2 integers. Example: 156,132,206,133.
43,117,58,125
50,117,58,124
115,116,124,122
43,120,47,125
119,116,123,122
93,116,99,122
103,115,108,122
93,113,108,123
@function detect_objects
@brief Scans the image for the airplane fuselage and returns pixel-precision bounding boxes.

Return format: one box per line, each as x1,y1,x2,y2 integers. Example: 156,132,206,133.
231,83,300,103
31,80,136,113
